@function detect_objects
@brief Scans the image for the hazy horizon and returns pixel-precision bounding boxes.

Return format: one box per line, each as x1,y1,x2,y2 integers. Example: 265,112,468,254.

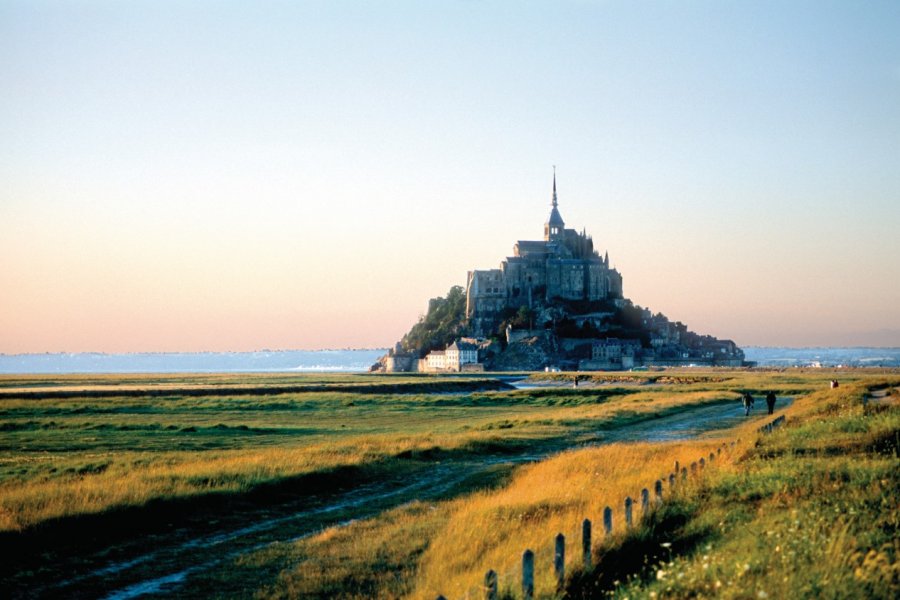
3,347,899,377
2,1,899,353
3,341,900,357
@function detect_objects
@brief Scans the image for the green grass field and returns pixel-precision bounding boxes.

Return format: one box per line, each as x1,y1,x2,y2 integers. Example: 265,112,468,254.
0,369,896,598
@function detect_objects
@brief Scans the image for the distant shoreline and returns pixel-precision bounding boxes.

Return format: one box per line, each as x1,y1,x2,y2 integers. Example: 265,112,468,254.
0,349,387,375
0,347,899,374
6,346,900,358
0,348,391,357
743,345,900,350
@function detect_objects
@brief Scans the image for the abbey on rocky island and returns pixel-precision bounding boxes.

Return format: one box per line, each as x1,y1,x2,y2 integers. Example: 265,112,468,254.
376,172,746,373
466,172,624,337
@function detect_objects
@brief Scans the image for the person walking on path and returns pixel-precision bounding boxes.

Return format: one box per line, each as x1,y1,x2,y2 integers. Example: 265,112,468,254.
742,392,754,416
766,391,777,415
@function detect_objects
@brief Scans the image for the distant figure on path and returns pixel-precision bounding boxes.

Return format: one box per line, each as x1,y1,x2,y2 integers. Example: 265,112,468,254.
830,379,839,389
766,391,777,414
742,392,754,416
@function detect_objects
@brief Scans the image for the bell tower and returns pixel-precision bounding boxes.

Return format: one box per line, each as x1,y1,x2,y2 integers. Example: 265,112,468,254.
544,168,565,241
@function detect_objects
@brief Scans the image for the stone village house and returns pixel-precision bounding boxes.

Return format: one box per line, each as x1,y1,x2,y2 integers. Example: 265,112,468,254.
421,340,480,373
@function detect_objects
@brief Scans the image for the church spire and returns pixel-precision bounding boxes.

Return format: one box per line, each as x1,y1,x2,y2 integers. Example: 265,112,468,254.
544,166,565,241
552,165,558,208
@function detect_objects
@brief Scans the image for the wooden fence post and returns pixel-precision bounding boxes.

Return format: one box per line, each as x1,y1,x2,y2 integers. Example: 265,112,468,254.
603,506,613,536
668,473,676,489
641,488,649,514
699,457,706,469
624,496,633,528
485,570,497,600
681,467,687,482
582,519,591,570
690,461,697,475
674,459,680,474
523,549,534,600
654,479,663,503
554,533,565,591
717,446,722,456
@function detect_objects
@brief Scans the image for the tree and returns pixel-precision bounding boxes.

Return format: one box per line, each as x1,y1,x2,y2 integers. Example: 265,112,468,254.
399,285,468,357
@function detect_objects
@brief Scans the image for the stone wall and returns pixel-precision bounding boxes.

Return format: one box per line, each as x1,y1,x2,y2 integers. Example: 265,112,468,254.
466,269,507,336
507,328,545,344
385,354,418,373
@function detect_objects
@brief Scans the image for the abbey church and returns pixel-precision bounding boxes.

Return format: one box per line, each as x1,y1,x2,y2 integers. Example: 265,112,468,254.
466,173,625,337
377,172,745,373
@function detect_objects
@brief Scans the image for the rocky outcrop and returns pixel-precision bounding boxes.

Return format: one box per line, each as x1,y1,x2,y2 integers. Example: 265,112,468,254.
488,332,559,371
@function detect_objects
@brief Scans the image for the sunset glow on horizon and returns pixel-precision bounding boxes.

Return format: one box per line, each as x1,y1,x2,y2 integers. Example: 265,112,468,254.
2,1,899,353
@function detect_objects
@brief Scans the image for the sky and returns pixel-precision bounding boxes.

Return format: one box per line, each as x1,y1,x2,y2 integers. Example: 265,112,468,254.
1,0,899,353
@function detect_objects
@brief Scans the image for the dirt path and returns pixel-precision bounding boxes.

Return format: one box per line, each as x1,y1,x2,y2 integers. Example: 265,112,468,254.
600,398,790,443
25,399,789,599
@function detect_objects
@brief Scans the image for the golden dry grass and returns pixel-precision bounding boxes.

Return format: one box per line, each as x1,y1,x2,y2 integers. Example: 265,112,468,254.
258,501,447,599
219,372,898,599
4,369,896,599
0,432,483,532
408,378,897,599
0,381,745,533
410,437,742,599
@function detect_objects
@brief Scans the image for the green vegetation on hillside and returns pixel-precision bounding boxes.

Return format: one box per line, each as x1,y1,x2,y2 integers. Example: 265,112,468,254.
399,285,468,357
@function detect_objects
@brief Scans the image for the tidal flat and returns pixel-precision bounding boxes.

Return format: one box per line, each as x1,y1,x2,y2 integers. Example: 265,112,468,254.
0,369,896,598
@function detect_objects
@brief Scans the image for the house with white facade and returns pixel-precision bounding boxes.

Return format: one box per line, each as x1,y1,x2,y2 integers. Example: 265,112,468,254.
421,340,481,372
424,350,447,371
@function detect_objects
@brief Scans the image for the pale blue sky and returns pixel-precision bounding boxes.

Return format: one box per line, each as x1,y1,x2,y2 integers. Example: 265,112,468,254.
2,1,899,351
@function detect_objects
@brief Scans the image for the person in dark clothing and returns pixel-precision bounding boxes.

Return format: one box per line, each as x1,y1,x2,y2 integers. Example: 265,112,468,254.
742,392,754,416
766,391,777,414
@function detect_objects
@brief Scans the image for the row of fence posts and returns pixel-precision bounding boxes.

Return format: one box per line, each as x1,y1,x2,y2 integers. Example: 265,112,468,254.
758,414,785,434
436,416,787,600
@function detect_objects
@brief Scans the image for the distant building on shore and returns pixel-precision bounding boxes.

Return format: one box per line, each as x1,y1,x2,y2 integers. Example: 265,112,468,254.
421,340,482,373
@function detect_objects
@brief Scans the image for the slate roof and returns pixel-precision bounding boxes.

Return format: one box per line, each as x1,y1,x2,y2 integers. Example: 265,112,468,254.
447,340,477,351
547,206,565,227
515,240,550,256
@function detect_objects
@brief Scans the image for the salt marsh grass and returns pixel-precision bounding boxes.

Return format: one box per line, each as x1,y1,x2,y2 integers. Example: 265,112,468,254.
1,369,895,598
411,438,733,599
0,374,746,533
260,372,897,599
607,380,899,599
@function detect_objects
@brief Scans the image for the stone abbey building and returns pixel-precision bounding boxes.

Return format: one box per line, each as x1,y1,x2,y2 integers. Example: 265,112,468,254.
376,173,746,373
466,174,624,337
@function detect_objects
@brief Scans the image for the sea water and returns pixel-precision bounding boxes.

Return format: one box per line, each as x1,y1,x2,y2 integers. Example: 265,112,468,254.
0,347,897,374
0,349,387,374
